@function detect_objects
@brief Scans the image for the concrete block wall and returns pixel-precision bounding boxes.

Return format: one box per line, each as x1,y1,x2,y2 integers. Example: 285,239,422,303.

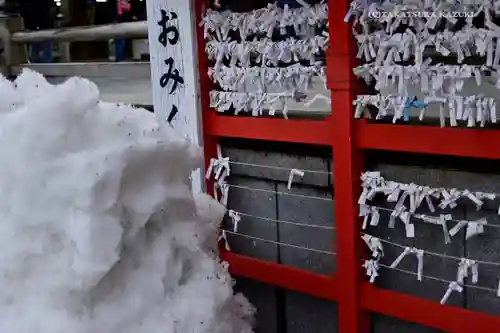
221,139,336,333
370,163,500,317
221,139,500,333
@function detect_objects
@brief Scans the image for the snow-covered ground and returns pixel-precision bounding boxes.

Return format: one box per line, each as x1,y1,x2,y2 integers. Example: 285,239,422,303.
0,70,254,333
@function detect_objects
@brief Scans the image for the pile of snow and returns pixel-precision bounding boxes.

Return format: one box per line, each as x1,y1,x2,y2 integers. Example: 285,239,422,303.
0,70,255,333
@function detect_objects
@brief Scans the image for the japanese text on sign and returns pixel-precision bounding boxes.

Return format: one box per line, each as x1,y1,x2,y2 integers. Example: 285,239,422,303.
157,9,184,125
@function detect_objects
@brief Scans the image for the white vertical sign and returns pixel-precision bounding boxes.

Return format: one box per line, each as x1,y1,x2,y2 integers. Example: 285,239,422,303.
146,0,204,192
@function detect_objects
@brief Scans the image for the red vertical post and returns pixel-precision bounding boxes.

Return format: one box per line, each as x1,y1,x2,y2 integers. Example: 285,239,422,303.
328,1,369,333
194,0,218,194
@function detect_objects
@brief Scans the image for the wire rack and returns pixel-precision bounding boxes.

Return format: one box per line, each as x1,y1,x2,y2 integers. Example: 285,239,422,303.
196,0,500,331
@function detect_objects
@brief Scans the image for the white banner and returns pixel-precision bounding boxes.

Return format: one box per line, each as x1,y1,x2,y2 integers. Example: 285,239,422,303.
146,0,203,192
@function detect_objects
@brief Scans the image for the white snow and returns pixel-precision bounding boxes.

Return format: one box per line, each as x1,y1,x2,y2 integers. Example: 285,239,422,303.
0,70,255,333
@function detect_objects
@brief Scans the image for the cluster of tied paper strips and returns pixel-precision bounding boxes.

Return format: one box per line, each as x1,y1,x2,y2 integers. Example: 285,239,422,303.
204,146,305,250
349,0,500,127
359,171,500,305
201,1,330,118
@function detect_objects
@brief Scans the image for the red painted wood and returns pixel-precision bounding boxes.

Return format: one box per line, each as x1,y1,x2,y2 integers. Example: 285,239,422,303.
356,122,500,159
206,112,332,145
196,1,500,333
327,53,357,90
222,251,338,301
329,1,370,332
195,0,217,195
361,283,500,332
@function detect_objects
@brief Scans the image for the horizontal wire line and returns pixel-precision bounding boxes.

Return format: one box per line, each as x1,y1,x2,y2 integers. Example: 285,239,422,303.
224,230,336,255
229,208,500,266
220,165,500,292
362,231,500,267
364,174,500,201
378,263,499,293
222,192,500,265
365,204,500,230
229,184,332,201
237,211,335,230
229,161,500,205
227,184,500,230
222,230,498,293
229,161,332,175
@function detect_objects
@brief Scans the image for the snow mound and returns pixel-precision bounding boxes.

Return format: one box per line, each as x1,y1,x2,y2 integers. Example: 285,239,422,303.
0,70,255,333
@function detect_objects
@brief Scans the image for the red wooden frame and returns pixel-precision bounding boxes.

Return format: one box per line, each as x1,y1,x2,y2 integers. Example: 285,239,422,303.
194,0,500,332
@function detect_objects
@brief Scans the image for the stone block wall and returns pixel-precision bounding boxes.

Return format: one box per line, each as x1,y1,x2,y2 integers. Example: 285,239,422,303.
221,138,500,333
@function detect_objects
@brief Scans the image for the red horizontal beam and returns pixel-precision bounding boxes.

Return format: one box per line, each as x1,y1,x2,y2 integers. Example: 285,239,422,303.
205,112,332,145
222,251,338,301
356,122,500,159
361,284,500,332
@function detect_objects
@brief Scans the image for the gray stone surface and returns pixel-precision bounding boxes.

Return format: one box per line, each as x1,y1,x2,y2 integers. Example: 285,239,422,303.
372,314,447,333
222,147,331,187
222,152,500,331
369,208,465,306
464,210,500,316
225,177,279,262
368,166,465,306
234,277,279,333
276,183,335,275
284,291,338,333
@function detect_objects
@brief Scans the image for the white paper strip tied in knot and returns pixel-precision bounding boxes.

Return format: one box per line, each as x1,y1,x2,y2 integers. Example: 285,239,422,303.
354,64,490,96
363,259,380,283
457,258,479,285
449,217,488,240
360,171,497,212
228,209,241,232
359,204,381,229
390,246,425,281
359,172,439,220
206,144,231,185
217,230,231,251
362,234,384,259
287,168,304,190
354,94,497,128
209,91,304,118
351,19,500,67
200,2,329,41
208,64,326,94
214,182,230,207
440,281,463,305
205,37,329,67
361,203,491,241
353,28,494,66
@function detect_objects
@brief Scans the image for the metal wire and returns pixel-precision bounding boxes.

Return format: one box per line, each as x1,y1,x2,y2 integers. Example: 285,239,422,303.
362,231,500,267
363,173,500,205
365,204,500,230
228,207,500,266
228,184,332,201
222,230,499,294
236,211,335,230
229,161,332,175
219,163,500,294
378,263,499,294
223,229,336,255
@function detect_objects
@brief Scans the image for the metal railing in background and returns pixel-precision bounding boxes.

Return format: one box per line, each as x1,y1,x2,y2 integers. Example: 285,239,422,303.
10,61,150,78
11,21,147,43
0,15,149,78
